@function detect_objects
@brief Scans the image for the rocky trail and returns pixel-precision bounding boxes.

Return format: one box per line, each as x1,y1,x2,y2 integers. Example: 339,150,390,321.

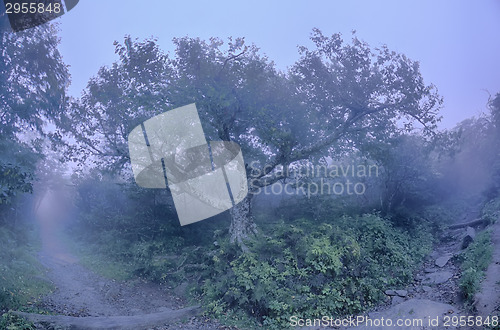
345,213,500,330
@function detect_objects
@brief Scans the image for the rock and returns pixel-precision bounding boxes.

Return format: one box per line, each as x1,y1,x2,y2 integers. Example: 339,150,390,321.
435,255,451,268
391,296,405,306
349,299,458,330
384,289,397,296
422,271,453,285
395,290,408,297
368,312,381,318
422,285,432,292
461,226,476,249
424,267,436,273
430,250,440,259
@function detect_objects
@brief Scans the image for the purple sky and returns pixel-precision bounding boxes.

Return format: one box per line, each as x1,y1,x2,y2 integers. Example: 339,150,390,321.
57,0,500,129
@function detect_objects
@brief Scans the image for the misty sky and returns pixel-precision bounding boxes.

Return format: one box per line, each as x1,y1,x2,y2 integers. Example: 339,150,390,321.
57,0,500,129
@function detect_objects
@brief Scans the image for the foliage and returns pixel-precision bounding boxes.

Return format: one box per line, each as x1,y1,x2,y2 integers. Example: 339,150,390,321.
0,140,39,208
481,196,500,225
366,135,443,216
459,268,482,304
0,312,35,330
458,230,493,303
484,92,500,197
56,36,171,172
0,24,69,140
200,214,432,328
57,30,443,244
446,112,500,200
0,223,53,312
58,30,444,187
70,174,225,284
0,23,68,210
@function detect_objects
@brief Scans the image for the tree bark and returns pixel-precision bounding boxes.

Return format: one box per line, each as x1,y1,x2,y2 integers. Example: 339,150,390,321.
229,193,257,251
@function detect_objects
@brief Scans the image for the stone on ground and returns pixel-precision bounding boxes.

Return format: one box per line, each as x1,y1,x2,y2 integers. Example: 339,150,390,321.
349,299,458,329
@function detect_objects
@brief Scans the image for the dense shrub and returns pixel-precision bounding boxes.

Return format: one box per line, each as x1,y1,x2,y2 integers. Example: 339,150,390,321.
200,214,432,329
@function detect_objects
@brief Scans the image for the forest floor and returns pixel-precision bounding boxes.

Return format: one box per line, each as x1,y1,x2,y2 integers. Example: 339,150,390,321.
343,210,500,330
16,204,500,329
18,213,231,329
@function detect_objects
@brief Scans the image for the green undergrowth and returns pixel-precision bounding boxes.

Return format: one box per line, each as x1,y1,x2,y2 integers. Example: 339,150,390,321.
0,312,36,330
0,224,53,311
458,195,498,309
0,223,52,329
458,230,493,306
68,197,434,329
199,214,433,329
481,196,500,225
66,224,210,289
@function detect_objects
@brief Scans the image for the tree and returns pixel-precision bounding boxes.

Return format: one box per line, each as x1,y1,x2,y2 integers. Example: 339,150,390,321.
0,24,69,210
58,36,171,173
60,30,442,249
367,135,439,215
486,92,500,198
1,24,68,139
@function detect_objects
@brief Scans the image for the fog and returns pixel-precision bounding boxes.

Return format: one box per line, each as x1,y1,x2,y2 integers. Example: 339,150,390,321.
1,2,500,329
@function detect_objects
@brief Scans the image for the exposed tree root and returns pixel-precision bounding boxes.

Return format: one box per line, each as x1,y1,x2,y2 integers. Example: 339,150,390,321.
13,305,201,329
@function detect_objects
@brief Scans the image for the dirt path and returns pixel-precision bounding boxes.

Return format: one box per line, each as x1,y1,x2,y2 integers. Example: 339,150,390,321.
27,244,231,329
25,190,227,329
474,219,500,317
37,251,185,318
25,243,230,329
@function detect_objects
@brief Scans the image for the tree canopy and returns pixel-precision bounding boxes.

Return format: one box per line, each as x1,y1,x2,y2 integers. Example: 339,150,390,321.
0,24,69,206
58,29,443,245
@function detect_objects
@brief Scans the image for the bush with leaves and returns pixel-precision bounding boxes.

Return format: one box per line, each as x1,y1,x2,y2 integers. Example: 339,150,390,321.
200,213,432,329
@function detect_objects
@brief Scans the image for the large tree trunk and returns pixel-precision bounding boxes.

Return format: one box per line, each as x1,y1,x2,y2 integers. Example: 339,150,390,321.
229,193,257,251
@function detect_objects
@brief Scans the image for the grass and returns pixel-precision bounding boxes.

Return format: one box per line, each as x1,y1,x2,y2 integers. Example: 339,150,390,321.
0,222,54,329
61,232,135,281
0,224,54,312
458,230,493,305
78,253,134,281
